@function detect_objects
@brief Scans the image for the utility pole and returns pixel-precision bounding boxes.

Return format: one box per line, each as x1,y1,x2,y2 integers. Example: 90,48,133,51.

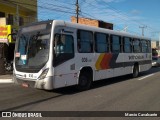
139,25,147,36
76,0,79,23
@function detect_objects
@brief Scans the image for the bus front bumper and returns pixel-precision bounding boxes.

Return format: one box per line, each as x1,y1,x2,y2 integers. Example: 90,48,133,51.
13,75,54,90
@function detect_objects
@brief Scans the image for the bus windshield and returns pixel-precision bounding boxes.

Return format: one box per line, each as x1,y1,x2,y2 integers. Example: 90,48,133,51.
15,22,52,72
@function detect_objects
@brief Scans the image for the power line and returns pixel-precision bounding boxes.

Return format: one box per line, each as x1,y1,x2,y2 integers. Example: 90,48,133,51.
4,0,77,23
6,0,75,15
53,0,75,5
80,0,141,35
80,0,159,36
38,0,75,11
5,0,159,37
98,0,158,32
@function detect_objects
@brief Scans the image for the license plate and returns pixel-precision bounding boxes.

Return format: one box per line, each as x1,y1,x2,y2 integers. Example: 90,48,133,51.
22,83,29,88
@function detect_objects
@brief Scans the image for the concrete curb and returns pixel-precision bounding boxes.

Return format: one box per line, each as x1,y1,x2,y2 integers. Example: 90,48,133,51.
0,79,14,83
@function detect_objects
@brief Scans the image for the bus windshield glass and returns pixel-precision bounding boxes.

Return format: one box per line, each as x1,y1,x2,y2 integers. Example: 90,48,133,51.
15,22,52,72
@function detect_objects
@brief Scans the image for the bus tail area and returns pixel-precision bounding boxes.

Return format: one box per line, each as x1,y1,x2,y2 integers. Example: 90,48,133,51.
13,20,152,91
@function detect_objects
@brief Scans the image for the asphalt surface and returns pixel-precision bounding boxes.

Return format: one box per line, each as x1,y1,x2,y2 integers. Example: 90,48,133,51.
0,67,160,120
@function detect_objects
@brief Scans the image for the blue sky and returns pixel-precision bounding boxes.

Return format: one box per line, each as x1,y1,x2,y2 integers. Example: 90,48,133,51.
38,0,160,40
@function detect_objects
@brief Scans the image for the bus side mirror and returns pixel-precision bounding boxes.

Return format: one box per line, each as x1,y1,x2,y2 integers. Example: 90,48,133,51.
7,33,17,42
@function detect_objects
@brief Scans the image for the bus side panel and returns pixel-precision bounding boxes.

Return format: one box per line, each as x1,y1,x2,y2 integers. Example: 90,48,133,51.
94,53,152,81
94,53,113,80
94,69,113,81
53,74,77,89
116,53,152,72
124,66,133,75
53,53,95,88
53,60,77,89
139,64,152,72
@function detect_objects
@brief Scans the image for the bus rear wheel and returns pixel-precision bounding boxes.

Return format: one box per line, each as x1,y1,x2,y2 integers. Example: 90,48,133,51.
77,73,92,91
132,65,139,78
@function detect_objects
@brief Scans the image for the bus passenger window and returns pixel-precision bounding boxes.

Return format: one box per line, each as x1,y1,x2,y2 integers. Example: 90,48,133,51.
111,35,121,53
77,30,93,53
141,40,148,53
95,33,108,53
133,39,140,53
123,37,132,53
147,41,151,53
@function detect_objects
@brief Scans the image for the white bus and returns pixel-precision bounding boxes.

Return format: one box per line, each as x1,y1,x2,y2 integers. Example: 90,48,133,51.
13,20,152,90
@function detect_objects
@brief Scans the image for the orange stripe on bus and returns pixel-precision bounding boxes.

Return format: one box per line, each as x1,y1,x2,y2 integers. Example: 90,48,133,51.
95,53,105,70
100,53,112,69
96,53,112,70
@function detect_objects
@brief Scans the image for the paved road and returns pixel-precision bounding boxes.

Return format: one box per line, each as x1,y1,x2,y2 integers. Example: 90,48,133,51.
0,67,160,120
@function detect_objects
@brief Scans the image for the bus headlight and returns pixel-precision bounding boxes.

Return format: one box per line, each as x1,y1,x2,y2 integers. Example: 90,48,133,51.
38,68,49,80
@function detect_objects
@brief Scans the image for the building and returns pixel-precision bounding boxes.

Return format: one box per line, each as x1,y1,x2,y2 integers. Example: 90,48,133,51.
71,16,113,30
0,0,37,74
151,41,160,49
0,0,37,27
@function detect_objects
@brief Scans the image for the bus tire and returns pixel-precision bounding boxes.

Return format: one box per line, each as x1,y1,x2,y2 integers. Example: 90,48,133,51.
77,73,92,91
132,65,139,78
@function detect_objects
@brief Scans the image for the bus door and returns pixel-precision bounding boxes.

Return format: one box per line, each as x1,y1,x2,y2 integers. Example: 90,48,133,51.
53,28,77,88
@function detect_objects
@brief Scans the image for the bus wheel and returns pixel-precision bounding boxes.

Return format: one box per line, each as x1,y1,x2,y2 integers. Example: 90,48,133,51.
133,65,139,78
77,73,92,91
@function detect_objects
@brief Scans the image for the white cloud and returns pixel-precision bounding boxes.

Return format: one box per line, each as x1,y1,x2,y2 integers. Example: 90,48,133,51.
130,9,141,15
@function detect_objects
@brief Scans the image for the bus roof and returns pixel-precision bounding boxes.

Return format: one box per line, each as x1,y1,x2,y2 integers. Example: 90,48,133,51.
21,20,151,40
53,20,151,40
